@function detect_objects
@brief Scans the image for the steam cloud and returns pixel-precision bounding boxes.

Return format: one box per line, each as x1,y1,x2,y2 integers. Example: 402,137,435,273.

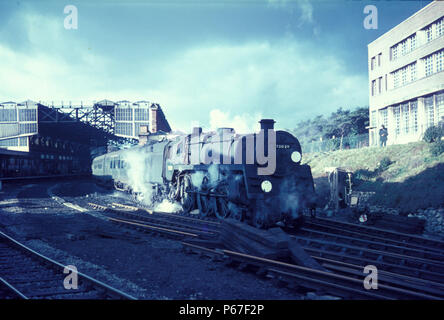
122,148,153,203
122,148,182,213
154,199,182,213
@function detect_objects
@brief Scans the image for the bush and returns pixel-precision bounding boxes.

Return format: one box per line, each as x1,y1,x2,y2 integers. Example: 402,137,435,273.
423,126,444,143
324,138,340,151
354,168,376,180
430,140,444,157
377,156,392,171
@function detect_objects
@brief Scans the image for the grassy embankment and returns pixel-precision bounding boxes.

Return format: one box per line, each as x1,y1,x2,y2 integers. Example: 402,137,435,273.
303,141,444,212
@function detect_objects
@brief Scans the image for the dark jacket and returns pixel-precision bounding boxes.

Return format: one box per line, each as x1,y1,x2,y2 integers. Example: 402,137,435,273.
379,127,388,140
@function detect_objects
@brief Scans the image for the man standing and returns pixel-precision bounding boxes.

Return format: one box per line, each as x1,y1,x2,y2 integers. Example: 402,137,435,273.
379,125,388,147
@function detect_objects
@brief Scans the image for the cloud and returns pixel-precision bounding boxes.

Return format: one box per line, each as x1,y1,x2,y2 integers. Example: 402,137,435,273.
268,0,314,25
144,40,368,131
0,9,113,102
298,0,314,25
0,7,368,134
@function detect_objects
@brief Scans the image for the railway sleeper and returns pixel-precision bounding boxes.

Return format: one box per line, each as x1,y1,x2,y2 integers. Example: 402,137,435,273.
303,247,444,284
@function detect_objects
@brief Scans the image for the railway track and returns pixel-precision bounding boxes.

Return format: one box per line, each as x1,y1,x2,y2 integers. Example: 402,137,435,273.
295,226,444,261
304,216,444,252
288,216,444,284
87,202,220,240
0,231,137,299
88,200,444,275
182,242,444,300
292,235,444,279
313,256,444,295
79,199,444,299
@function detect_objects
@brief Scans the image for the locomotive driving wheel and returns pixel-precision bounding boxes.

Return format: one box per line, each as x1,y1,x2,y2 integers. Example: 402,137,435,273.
180,175,195,213
214,184,230,219
197,176,215,217
228,202,244,221
252,208,269,229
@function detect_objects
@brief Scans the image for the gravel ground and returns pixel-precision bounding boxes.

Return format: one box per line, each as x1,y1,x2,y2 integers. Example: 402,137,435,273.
0,179,304,300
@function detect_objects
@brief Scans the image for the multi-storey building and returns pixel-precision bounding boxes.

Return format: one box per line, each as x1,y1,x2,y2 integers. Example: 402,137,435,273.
0,99,172,177
114,100,171,139
0,100,172,151
368,1,444,146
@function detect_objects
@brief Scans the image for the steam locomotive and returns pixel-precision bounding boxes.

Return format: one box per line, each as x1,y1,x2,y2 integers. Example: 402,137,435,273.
92,119,316,228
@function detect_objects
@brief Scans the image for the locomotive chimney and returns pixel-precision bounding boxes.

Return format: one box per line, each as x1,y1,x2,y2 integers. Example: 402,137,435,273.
259,119,275,130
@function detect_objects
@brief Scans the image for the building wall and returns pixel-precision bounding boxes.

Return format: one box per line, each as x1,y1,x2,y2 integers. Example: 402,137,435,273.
114,101,171,139
368,1,444,146
0,101,38,151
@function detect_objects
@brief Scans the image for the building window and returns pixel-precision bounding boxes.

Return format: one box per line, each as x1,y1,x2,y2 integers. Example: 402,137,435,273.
371,80,376,96
0,109,17,122
378,53,381,66
393,106,400,135
410,34,416,52
18,109,37,122
437,50,443,73
402,103,409,134
371,57,376,70
422,50,444,77
425,55,434,76
19,123,37,135
0,137,19,147
410,100,418,133
391,45,398,60
392,34,417,60
0,123,19,138
401,41,407,56
437,93,444,124
401,67,407,86
393,70,400,88
371,110,376,127
437,18,443,38
115,122,133,136
425,96,434,127
19,137,28,146
115,108,133,121
391,63,417,89
380,108,388,127
425,25,433,43
378,77,382,93
410,63,417,82
134,108,149,121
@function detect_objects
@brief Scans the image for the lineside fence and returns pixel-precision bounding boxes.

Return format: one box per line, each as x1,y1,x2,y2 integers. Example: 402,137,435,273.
301,133,369,153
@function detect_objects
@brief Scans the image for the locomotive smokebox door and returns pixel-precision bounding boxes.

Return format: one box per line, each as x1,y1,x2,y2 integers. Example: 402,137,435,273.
325,167,353,212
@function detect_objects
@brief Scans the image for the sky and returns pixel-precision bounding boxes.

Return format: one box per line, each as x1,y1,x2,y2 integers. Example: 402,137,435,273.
0,0,433,132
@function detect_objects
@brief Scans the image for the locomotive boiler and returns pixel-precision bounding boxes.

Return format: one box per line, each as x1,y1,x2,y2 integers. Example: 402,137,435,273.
92,119,316,228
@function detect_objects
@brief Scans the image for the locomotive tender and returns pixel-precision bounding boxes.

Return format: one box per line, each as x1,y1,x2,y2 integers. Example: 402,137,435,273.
92,119,316,228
